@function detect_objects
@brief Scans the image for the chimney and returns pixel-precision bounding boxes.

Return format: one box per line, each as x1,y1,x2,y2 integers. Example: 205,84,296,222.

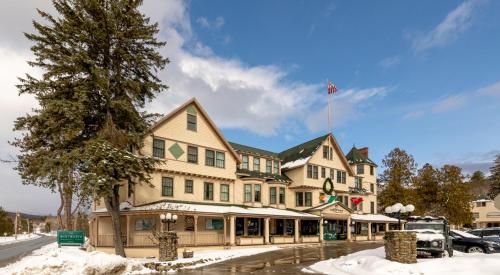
359,147,369,157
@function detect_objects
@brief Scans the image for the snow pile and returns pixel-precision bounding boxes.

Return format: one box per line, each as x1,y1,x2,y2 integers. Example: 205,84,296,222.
303,247,500,275
0,243,153,275
281,157,310,169
0,234,41,245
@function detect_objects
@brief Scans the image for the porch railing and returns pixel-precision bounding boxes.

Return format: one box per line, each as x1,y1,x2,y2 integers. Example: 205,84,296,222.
97,231,224,247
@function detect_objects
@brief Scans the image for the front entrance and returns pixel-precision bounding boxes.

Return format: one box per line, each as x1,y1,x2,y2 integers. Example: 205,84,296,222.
323,219,347,240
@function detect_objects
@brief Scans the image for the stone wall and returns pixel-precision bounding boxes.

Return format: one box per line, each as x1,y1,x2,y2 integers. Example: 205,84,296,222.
384,231,416,264
158,232,178,262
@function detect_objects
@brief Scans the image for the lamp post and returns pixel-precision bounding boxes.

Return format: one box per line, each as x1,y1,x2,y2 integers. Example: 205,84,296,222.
385,203,415,230
160,212,178,232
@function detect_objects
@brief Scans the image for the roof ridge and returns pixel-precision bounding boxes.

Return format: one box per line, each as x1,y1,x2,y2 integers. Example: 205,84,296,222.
229,141,278,157
278,133,330,164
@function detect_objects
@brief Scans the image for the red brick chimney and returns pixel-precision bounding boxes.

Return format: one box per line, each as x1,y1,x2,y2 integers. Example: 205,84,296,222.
359,147,369,157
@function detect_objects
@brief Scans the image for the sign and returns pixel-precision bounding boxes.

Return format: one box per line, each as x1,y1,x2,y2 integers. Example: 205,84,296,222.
330,205,345,214
57,230,85,247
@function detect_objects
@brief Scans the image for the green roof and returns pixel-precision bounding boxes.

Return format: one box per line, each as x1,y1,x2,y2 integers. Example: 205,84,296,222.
229,142,279,158
278,134,329,164
345,147,376,166
236,168,291,183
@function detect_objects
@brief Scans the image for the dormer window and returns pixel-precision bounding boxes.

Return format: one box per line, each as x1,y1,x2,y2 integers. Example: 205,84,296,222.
357,164,364,174
253,157,260,171
242,155,249,169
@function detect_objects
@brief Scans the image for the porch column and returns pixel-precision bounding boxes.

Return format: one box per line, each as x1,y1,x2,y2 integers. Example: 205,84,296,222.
96,216,100,246
264,218,270,244
126,215,130,247
243,218,248,236
294,219,300,243
347,217,352,241
368,222,372,241
194,215,198,247
319,218,324,243
385,222,389,232
223,216,227,245
229,215,236,246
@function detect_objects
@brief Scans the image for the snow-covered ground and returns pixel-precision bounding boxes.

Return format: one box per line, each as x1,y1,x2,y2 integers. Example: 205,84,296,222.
302,247,500,275
0,234,41,245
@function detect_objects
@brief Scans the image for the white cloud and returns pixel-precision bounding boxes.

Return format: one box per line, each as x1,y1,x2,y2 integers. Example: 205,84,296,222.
476,80,500,96
411,0,481,53
379,55,400,68
432,94,467,113
433,150,499,175
196,16,224,30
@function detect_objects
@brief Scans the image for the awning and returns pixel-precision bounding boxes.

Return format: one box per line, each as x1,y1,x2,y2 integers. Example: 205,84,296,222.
351,214,399,223
94,201,319,219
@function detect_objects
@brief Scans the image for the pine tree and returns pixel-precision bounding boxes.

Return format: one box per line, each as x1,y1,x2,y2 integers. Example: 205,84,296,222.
468,171,489,198
13,0,167,256
439,165,474,226
0,207,14,236
413,163,440,216
488,154,500,199
378,148,417,209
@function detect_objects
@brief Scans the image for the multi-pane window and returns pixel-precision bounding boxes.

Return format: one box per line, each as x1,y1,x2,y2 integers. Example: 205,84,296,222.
162,177,173,196
187,146,198,163
216,152,225,168
370,166,374,176
244,184,252,202
313,166,318,179
344,195,348,205
321,167,326,178
274,161,279,175
266,159,272,173
153,138,165,158
253,157,260,171
355,178,363,189
336,195,342,204
370,183,375,193
205,149,215,166
357,164,364,174
337,170,346,184
296,192,304,207
204,182,213,200
323,145,329,159
185,179,193,194
254,184,261,202
307,165,313,178
305,192,312,206
279,187,285,204
330,168,334,179
220,184,229,202
242,155,249,170
473,212,480,219
329,147,333,160
187,113,197,131
476,201,487,207
370,202,375,214
269,187,277,204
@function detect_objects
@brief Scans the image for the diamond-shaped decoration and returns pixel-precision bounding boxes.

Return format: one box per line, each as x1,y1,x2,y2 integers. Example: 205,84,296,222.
169,143,184,159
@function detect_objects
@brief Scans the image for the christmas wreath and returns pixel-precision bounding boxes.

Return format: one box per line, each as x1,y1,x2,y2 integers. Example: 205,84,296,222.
323,177,334,195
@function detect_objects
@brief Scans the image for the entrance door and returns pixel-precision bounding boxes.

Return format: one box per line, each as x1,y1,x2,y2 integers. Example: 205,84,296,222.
323,220,337,240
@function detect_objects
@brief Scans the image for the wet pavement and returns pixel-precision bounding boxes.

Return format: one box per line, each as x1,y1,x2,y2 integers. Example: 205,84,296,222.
179,241,382,275
0,235,56,267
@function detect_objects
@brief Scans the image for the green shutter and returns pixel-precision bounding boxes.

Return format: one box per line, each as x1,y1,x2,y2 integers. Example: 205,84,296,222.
169,143,184,159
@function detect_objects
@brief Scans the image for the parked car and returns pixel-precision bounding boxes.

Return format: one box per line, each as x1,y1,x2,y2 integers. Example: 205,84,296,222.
449,229,500,254
468,228,500,243
405,216,453,258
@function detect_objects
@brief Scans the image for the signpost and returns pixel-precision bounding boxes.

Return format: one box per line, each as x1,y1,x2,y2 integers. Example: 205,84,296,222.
57,230,85,247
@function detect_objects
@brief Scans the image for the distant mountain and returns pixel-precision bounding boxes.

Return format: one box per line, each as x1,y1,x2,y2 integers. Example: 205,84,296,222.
6,211,47,221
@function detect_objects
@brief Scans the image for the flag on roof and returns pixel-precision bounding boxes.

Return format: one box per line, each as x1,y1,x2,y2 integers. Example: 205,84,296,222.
327,81,338,94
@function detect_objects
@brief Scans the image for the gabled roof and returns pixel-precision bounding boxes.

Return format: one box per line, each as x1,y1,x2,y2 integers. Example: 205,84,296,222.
150,98,240,164
346,146,376,166
229,142,279,159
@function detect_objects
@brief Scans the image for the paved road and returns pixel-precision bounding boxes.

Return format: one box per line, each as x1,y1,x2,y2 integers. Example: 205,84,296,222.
0,235,56,268
179,241,383,275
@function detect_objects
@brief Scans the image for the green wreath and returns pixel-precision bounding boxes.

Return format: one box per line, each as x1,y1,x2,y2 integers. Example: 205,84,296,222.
323,177,334,195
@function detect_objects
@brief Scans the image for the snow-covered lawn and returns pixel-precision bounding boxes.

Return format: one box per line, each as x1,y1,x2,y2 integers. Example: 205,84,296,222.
0,234,41,245
302,247,500,275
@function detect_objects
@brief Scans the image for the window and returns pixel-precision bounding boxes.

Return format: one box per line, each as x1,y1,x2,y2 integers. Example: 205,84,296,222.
337,170,346,184
344,196,348,205
185,179,193,194
152,138,165,158
307,165,313,178
162,177,173,197
355,178,363,189
313,165,318,179
244,184,252,202
187,113,197,131
357,165,364,174
329,147,333,160
476,201,487,207
220,184,229,202
279,187,285,204
205,218,224,230
204,182,213,200
216,152,225,168
336,195,342,204
274,161,279,175
266,159,272,173
187,146,198,163
323,145,329,159
305,192,312,206
321,167,326,178
254,184,261,202
370,202,375,214
296,192,304,207
330,168,334,179
242,155,249,170
370,166,374,176
370,183,375,193
135,218,154,231
270,187,277,204
253,157,260,171
205,149,215,166
473,212,479,219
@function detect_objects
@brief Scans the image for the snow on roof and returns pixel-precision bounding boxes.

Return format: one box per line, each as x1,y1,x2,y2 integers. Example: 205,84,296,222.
351,214,399,223
473,199,492,203
281,156,310,170
451,229,479,239
94,201,319,219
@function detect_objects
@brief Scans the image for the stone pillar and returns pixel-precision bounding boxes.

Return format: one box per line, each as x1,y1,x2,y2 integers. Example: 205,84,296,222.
193,215,198,247
384,231,417,264
294,219,300,243
229,216,236,246
319,218,324,242
158,231,178,262
368,222,372,240
347,217,352,241
264,218,270,244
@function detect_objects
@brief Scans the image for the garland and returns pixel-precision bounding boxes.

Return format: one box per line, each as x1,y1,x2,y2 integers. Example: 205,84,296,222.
323,177,334,195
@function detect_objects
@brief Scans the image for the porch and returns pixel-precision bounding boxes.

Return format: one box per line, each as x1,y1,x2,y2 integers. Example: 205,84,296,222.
350,214,400,241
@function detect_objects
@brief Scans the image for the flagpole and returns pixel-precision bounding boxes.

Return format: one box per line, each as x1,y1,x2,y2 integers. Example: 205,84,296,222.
330,86,333,133
327,79,331,132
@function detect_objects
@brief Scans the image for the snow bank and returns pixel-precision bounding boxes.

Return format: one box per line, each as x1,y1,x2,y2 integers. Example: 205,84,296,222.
303,247,500,275
0,243,153,275
0,234,40,245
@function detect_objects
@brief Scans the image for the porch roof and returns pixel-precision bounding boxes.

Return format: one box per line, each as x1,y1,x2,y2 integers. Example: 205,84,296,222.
94,201,319,219
351,214,399,223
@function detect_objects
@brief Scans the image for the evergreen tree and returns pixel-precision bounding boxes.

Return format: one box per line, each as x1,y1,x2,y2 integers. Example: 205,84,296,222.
488,154,500,199
439,165,474,226
13,0,167,256
412,163,440,216
0,207,14,236
468,171,489,198
378,148,417,209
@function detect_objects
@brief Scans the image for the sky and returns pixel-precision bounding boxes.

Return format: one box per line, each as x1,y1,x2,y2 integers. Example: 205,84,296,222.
0,0,499,215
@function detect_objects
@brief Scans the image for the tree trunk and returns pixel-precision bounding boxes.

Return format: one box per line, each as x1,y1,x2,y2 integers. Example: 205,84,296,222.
63,181,73,230
104,186,125,257
56,182,64,230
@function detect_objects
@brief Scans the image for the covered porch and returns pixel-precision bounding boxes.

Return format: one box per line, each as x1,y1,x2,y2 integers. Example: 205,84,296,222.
350,214,399,241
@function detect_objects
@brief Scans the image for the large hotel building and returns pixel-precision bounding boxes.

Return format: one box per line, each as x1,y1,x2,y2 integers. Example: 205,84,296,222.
89,98,397,257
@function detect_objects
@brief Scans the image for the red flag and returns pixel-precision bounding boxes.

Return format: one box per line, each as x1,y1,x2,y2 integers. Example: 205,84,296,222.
327,81,338,94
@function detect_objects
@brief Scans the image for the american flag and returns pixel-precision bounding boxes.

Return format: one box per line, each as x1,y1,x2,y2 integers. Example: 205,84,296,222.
327,81,338,94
